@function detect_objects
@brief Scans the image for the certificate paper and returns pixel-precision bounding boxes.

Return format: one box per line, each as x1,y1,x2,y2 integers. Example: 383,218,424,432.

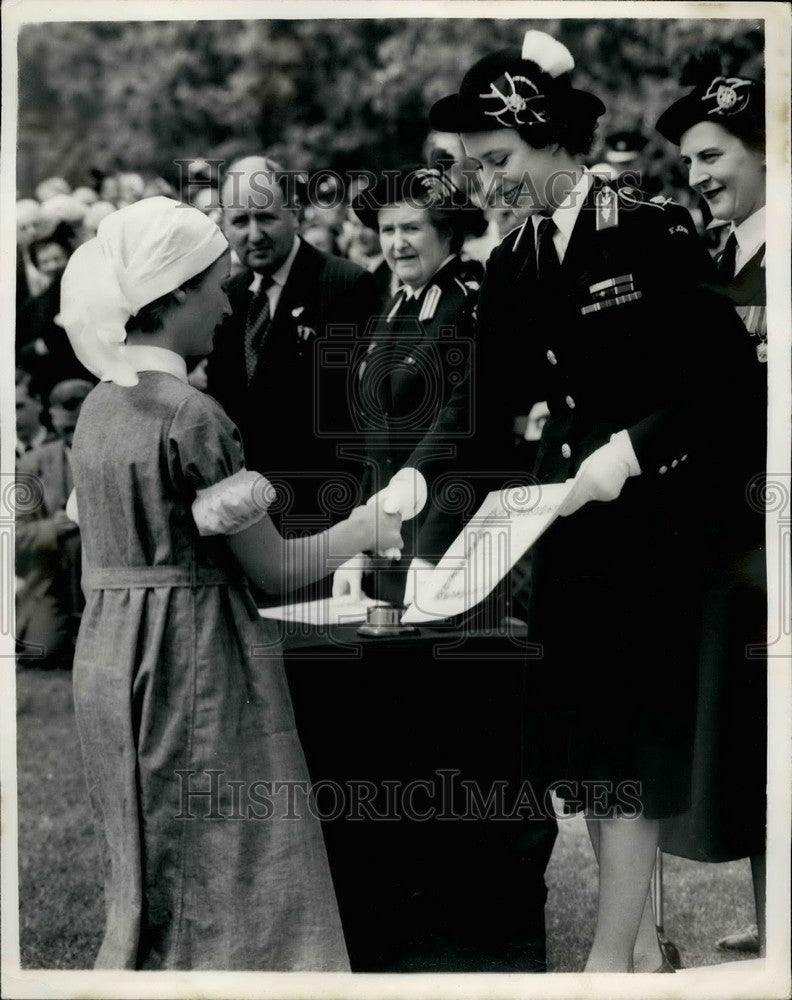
402,481,573,623
259,595,386,626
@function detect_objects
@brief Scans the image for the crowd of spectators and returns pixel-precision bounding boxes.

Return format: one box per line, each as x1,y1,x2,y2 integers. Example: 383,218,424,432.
14,128,721,670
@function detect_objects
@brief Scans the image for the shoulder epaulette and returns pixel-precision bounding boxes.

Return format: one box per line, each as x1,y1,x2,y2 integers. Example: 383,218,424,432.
453,277,481,297
617,185,642,204
419,284,441,322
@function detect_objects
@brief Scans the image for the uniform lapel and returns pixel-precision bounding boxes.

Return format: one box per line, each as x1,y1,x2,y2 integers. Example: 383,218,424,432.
252,240,316,377
509,221,539,286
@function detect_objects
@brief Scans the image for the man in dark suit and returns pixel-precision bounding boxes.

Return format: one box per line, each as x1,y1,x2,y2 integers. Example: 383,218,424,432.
206,155,382,532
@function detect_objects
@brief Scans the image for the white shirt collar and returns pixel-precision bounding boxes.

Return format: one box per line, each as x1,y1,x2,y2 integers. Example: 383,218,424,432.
531,169,592,243
732,205,765,264
249,235,301,294
124,345,188,384
513,168,592,255
403,254,457,300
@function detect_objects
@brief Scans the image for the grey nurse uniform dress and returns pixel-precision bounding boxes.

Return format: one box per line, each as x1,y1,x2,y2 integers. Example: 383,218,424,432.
70,363,348,970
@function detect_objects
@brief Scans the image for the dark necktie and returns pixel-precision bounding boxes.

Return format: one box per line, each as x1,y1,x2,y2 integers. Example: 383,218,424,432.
244,278,272,383
536,216,560,283
717,232,738,282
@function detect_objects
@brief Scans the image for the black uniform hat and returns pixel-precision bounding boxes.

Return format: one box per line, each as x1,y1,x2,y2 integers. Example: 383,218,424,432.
429,30,605,134
656,51,764,145
351,163,487,239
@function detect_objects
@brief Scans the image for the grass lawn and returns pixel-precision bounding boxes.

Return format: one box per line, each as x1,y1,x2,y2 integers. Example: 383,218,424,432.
14,667,756,971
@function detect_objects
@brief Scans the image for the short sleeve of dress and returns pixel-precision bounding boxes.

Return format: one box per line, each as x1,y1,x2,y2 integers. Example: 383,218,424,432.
167,391,275,536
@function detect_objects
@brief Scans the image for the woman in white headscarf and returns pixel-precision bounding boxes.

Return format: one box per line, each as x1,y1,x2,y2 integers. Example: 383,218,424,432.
60,197,401,970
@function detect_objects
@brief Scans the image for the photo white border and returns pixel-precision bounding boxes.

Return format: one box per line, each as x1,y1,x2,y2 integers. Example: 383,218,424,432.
1,2,789,998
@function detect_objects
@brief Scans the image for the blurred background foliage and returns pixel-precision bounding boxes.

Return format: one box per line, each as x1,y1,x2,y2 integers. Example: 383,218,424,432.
17,16,764,199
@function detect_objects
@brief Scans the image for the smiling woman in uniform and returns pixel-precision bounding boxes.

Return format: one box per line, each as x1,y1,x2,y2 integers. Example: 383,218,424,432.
656,52,768,959
370,29,757,972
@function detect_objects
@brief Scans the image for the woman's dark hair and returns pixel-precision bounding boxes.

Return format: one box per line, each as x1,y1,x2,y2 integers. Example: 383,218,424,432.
515,113,600,157
712,116,765,156
372,169,488,252
124,255,221,335
425,204,477,254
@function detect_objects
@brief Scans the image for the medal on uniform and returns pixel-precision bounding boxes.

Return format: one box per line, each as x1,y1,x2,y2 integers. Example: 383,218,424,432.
595,187,618,231
582,273,640,315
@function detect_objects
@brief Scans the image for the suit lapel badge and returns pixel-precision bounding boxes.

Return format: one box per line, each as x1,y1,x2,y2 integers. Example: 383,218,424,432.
595,187,619,231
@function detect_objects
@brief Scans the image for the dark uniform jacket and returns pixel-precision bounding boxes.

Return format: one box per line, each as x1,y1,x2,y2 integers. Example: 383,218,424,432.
410,181,755,561
718,239,767,555
206,238,381,528
354,254,481,602
356,254,482,499
404,179,757,818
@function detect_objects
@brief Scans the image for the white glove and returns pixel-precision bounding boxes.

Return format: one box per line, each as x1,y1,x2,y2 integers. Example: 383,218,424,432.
331,553,373,600
367,467,428,560
559,434,639,517
402,557,434,607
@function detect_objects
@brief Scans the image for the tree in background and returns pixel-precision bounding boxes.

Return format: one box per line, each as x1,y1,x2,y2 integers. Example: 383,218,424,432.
17,17,763,200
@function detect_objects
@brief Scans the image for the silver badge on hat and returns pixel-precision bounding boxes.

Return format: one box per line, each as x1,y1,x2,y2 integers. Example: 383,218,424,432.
702,76,751,117
479,73,547,127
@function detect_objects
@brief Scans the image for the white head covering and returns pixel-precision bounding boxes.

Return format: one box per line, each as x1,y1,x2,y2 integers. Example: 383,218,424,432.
59,196,228,386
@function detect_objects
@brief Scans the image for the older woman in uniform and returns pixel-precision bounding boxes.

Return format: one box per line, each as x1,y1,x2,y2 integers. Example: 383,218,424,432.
373,30,756,971
333,164,485,605
656,54,768,957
